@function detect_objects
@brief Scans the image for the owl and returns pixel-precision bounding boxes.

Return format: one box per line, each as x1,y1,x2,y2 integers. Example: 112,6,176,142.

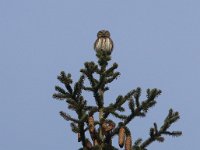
94,30,114,53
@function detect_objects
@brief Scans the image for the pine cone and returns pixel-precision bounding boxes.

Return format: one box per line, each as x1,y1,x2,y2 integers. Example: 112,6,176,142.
102,121,107,129
125,135,132,150
86,139,92,149
78,133,81,142
88,116,95,133
105,125,113,132
118,127,125,148
102,121,115,132
93,139,98,146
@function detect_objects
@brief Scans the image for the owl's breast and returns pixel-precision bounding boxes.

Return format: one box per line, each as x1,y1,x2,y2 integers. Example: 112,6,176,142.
94,38,113,52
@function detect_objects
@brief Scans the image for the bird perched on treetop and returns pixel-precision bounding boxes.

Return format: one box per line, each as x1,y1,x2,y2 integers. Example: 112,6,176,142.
94,30,114,53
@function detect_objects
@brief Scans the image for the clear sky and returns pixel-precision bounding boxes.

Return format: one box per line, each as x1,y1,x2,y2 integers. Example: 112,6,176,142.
0,0,199,149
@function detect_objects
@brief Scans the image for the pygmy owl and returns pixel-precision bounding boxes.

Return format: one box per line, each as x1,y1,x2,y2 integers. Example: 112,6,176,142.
94,30,114,53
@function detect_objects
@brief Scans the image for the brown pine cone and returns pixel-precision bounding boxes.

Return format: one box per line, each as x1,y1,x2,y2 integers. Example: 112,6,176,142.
125,135,132,150
105,124,114,132
78,133,81,142
102,121,115,132
102,121,107,129
118,127,125,148
86,139,92,149
93,139,98,146
88,115,95,133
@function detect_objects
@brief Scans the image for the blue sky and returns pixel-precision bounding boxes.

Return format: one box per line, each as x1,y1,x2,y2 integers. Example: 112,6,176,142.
0,0,199,149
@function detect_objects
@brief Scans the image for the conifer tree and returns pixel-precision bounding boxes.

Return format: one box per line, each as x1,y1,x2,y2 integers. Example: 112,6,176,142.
53,30,182,150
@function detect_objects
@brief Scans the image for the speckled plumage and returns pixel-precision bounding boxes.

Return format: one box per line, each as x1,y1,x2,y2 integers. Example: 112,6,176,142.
94,30,113,53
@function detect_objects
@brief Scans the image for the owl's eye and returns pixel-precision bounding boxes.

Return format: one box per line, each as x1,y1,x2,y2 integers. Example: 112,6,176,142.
97,32,103,37
105,31,110,37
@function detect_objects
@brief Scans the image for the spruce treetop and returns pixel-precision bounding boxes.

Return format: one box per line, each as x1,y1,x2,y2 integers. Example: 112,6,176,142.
53,30,182,150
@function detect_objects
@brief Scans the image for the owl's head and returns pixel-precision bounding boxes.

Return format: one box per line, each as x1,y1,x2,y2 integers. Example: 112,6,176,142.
97,30,110,38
